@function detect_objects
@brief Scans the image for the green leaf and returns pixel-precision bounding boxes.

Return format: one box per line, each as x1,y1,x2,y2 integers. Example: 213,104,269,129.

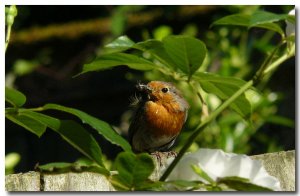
163,35,207,78
42,103,132,152
38,162,73,172
193,72,251,117
193,72,247,86
38,161,109,175
191,165,215,184
211,14,250,27
285,34,295,42
111,152,155,190
133,39,177,69
54,120,104,167
41,161,108,174
103,35,135,54
249,10,287,27
79,53,155,75
254,23,284,37
5,113,46,137
201,82,250,117
19,110,61,131
5,87,26,107
166,180,203,191
211,11,287,37
286,15,295,25
212,11,288,28
217,176,273,191
134,180,165,191
14,110,104,167
112,153,136,188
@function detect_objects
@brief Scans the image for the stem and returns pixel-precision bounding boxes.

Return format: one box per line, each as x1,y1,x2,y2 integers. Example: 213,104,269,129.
5,25,12,52
5,107,18,114
262,44,295,75
5,5,17,52
253,44,280,85
160,79,254,181
109,178,130,191
190,82,209,119
18,107,45,112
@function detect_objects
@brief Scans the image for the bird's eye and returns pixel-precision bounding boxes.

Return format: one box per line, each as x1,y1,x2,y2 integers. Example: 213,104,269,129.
161,87,169,93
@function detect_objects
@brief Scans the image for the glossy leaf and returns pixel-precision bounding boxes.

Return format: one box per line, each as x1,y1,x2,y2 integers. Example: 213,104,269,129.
5,113,46,137
285,34,295,42
193,72,251,117
79,53,155,75
54,120,104,167
103,35,135,54
212,11,288,28
191,165,214,184
163,35,207,78
111,152,155,190
5,87,26,107
249,10,287,27
42,103,132,152
286,15,295,24
211,11,288,37
202,82,250,117
166,180,202,191
134,180,165,191
133,39,177,69
193,72,247,86
217,176,273,191
38,162,73,172
12,110,105,167
38,161,109,175
254,23,284,37
211,14,250,27
19,110,61,131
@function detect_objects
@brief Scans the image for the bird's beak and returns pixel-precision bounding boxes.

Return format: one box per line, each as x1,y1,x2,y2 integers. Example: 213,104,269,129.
136,83,152,94
136,83,153,101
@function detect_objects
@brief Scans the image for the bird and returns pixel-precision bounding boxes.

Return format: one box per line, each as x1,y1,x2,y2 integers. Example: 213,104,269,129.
128,81,189,153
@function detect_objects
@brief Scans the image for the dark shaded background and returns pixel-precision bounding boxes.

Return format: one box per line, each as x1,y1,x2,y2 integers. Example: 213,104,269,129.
5,5,295,173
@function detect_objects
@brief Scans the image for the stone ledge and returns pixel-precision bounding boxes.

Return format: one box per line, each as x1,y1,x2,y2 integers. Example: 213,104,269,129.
5,171,40,191
5,150,295,191
43,172,115,191
251,150,295,191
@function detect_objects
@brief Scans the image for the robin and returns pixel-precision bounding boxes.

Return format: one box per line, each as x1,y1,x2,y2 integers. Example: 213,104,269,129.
128,81,189,153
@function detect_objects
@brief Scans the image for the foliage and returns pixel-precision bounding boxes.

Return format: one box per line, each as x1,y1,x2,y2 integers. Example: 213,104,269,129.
5,5,295,191
5,152,21,175
109,152,160,191
5,86,132,168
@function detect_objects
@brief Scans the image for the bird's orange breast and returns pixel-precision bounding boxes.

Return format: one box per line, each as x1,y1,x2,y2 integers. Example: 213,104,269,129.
144,101,186,137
